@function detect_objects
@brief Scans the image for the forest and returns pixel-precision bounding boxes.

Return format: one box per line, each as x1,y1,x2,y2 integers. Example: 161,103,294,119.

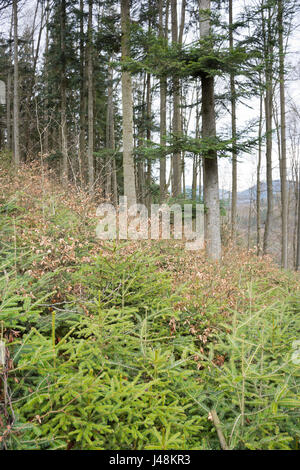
0,0,299,452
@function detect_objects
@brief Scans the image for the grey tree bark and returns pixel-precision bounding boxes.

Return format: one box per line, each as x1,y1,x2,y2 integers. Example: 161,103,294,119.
44,0,50,155
159,0,167,203
6,15,13,152
171,0,181,197
192,155,198,201
296,173,300,271
278,0,288,268
60,0,68,182
121,0,137,207
200,0,221,261
256,91,263,256
6,72,11,151
146,71,152,211
229,0,237,242
13,0,20,165
87,0,94,194
262,4,274,255
79,0,86,186
105,63,115,202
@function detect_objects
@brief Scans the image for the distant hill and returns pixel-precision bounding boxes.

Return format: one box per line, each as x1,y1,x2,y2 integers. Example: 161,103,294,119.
236,180,292,204
185,180,293,205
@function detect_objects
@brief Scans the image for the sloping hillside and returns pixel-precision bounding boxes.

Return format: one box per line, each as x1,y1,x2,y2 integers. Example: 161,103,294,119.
0,164,299,450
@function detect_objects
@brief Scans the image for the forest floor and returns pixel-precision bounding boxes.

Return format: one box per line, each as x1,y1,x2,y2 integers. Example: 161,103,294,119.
0,159,299,450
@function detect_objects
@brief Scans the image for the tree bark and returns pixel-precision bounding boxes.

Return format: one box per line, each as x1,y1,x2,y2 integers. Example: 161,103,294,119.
146,71,152,211
60,0,68,182
6,14,13,151
257,91,263,255
13,0,20,165
6,69,12,151
159,0,167,202
200,0,221,260
262,4,274,255
105,62,115,201
44,0,50,155
79,0,86,186
198,156,202,201
196,85,202,201
296,175,300,271
192,155,197,200
171,0,181,197
278,0,288,268
121,0,137,207
87,0,94,194
229,0,237,242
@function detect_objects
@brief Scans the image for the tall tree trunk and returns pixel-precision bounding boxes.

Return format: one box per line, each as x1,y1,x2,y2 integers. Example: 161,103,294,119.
146,71,152,211
159,0,167,202
79,0,86,186
192,155,197,200
121,0,137,207
278,0,288,268
171,0,181,197
6,15,13,151
87,0,94,194
13,0,20,165
112,157,118,208
200,0,221,260
60,0,68,182
262,4,274,255
136,73,146,205
198,157,202,201
6,71,12,152
247,190,253,251
292,163,298,268
195,85,202,201
44,0,50,155
105,62,115,201
257,91,263,255
296,175,300,271
229,0,237,242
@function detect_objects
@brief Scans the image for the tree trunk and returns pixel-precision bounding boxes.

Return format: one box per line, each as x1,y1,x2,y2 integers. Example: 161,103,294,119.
171,0,181,197
247,189,253,250
192,155,197,200
6,71,12,151
121,0,137,207
198,157,202,201
159,0,167,203
262,5,274,255
105,62,115,201
257,91,263,255
79,0,86,186
229,0,237,242
196,85,202,201
60,0,68,182
296,175,300,271
200,0,221,261
6,14,13,152
13,0,20,165
87,0,94,194
278,0,288,268
44,0,50,155
292,163,298,268
146,71,152,211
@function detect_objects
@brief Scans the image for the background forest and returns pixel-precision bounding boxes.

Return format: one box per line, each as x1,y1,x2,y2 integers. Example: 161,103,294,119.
0,0,299,451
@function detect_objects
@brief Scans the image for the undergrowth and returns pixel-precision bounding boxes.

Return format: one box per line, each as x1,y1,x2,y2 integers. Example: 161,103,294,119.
0,162,299,450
